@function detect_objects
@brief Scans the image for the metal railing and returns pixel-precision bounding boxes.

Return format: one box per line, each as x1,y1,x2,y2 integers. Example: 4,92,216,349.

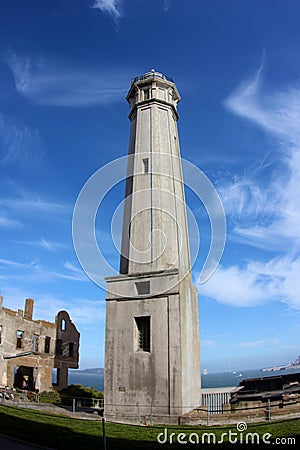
131,71,174,85
0,387,104,415
1,387,299,424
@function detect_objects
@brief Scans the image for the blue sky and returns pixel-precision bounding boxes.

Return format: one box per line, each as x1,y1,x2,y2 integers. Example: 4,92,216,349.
1,0,300,372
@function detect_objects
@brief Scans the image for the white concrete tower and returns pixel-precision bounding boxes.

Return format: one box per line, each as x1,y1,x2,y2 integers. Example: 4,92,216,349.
119,70,190,276
105,70,201,423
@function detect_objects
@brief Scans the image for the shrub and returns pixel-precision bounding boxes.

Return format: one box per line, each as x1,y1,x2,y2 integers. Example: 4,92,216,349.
58,384,103,406
39,390,61,405
61,384,103,399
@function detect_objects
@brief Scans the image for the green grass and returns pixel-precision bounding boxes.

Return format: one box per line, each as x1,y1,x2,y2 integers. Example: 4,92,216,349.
0,404,299,449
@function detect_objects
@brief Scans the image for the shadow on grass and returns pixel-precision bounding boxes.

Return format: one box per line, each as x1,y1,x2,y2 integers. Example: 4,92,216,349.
0,409,299,449
0,410,170,450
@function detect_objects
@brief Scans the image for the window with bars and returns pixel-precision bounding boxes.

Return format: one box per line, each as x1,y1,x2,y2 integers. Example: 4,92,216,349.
135,316,150,352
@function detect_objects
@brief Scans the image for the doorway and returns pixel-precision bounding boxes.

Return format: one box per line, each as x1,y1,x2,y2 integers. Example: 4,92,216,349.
14,366,35,390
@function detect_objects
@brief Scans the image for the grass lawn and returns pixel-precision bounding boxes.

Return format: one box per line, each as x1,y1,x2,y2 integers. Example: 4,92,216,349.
0,404,299,449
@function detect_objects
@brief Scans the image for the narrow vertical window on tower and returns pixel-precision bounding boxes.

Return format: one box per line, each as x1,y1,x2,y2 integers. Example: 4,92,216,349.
143,88,150,100
142,158,149,174
0,324,2,345
135,316,150,352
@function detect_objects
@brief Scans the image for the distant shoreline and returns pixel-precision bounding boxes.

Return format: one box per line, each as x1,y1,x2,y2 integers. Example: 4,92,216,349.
75,368,104,374
69,366,300,391
262,364,300,372
74,365,300,375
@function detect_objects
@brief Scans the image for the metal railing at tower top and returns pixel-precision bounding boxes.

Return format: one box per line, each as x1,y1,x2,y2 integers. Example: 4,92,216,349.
130,71,174,85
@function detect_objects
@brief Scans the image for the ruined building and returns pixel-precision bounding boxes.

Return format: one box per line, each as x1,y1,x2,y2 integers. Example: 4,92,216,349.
0,295,79,392
54,310,80,390
105,70,201,423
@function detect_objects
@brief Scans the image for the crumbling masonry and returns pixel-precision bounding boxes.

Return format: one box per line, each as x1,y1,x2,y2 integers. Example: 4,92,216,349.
0,295,80,392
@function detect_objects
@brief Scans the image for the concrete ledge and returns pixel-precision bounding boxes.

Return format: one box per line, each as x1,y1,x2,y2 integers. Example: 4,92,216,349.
106,269,180,300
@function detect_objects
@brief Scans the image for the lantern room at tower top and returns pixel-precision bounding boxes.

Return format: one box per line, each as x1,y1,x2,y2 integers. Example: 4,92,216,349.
126,69,181,116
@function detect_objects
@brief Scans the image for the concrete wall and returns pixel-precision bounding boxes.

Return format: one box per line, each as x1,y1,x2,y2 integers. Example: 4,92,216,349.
179,275,201,413
180,395,300,425
105,270,201,423
0,297,56,392
0,297,80,393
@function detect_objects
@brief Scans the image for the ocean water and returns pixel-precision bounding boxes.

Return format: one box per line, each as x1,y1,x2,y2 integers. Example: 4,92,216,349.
68,366,300,392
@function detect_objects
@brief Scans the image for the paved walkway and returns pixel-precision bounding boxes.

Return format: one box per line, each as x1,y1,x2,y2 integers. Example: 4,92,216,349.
0,401,100,449
2,398,102,420
0,434,54,450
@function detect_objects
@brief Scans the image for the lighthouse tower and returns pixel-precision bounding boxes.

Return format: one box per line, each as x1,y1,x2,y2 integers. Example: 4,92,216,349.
104,70,201,423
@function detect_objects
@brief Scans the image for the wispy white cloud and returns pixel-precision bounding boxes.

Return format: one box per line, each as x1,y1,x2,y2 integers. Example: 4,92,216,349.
0,287,33,312
237,338,279,349
199,255,300,309
0,258,35,269
202,339,216,347
63,299,105,325
0,257,88,283
199,264,275,308
225,60,300,143
218,174,277,219
40,238,63,251
0,287,104,325
0,194,68,246
231,225,294,252
91,0,170,18
221,62,300,255
91,0,121,19
0,195,66,213
6,52,128,107
13,238,66,251
50,270,88,282
0,214,21,227
64,261,85,274
0,112,44,166
237,340,264,348
51,261,88,282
